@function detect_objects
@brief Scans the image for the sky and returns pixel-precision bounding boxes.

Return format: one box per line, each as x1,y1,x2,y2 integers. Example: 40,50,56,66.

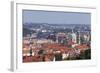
23,10,91,25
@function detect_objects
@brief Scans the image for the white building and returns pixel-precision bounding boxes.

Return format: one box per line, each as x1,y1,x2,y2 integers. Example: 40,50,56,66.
71,32,77,44
36,39,54,44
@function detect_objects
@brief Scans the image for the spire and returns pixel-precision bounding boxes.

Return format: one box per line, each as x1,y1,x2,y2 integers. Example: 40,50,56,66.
78,29,81,44
72,28,74,33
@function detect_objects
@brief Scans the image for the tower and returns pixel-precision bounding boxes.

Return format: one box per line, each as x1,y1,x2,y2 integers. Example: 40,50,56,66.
71,28,77,44
78,29,81,44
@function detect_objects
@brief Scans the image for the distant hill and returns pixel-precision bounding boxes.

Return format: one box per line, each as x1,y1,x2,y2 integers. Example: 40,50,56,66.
23,23,90,31
23,23,91,37
23,28,36,36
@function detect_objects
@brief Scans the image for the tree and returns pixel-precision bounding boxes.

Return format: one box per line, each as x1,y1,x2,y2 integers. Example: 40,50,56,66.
54,53,62,61
79,49,91,59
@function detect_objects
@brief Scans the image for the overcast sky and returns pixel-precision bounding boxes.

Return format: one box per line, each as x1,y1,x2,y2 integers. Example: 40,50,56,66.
23,10,91,25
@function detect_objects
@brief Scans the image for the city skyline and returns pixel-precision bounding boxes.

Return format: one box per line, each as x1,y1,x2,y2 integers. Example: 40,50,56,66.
22,10,91,62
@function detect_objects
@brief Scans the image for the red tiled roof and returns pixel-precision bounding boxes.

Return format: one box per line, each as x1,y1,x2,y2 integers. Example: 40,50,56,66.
75,44,89,50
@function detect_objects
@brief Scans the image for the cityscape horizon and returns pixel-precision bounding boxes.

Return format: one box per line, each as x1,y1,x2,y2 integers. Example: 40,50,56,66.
22,10,91,63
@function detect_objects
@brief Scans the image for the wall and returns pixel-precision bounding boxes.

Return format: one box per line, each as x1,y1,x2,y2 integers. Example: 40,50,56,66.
0,0,100,73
